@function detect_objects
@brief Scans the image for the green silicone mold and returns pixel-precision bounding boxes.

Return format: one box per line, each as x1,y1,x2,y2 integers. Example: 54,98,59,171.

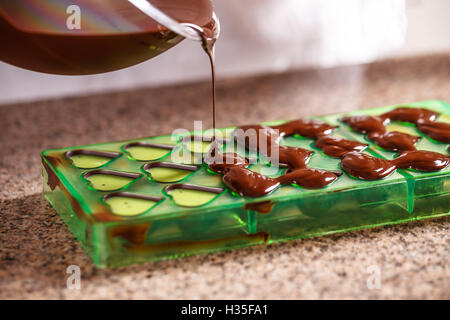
42,100,449,268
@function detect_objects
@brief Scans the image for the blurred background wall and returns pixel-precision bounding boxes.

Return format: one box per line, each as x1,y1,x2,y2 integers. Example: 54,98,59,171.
1,0,449,106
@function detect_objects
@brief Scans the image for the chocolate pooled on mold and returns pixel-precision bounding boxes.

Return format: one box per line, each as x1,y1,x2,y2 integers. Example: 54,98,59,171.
211,107,449,196
209,119,347,197
340,106,450,179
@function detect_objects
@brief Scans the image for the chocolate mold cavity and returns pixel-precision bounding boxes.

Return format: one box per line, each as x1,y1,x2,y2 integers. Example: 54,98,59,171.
165,184,224,207
123,142,174,161
84,170,141,191
384,122,418,136
181,135,229,154
66,149,121,169
103,192,163,217
143,162,199,183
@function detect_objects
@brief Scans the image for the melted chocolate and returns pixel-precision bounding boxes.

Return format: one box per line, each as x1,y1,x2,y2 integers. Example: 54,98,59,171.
272,119,336,139
0,0,217,75
340,109,450,152
278,146,312,169
339,107,449,179
222,166,280,197
341,114,421,153
314,135,367,158
209,107,448,197
393,150,450,172
340,152,397,180
378,107,450,143
199,31,218,138
244,201,275,214
341,115,387,134
234,125,280,153
342,113,422,152
416,121,450,143
341,149,449,179
212,119,344,197
207,153,248,174
379,107,438,123
367,131,420,152
277,168,341,189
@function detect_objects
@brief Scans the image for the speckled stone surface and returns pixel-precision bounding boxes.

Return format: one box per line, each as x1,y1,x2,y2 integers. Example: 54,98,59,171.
0,54,449,299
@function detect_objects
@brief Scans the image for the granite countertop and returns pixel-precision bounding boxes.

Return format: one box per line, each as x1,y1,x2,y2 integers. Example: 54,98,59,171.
0,54,449,299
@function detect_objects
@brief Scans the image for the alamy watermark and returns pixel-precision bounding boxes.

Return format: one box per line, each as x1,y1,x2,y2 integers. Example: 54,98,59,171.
66,265,81,290
66,5,81,30
366,265,381,290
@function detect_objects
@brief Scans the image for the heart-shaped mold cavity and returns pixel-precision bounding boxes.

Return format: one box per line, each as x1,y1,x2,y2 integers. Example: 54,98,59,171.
165,184,224,207
181,135,229,154
143,162,199,183
66,149,121,169
123,142,174,161
84,170,141,191
384,123,418,136
103,192,163,217
249,162,286,178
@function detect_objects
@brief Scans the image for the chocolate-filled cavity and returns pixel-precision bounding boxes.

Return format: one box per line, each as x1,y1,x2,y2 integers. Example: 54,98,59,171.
272,119,336,139
340,152,397,180
339,107,450,177
216,120,345,196
314,136,367,158
379,107,439,123
342,107,450,147
207,119,347,197
341,115,387,134
223,166,280,197
278,168,341,189
207,153,249,174
278,146,313,169
367,131,420,152
66,149,121,169
393,150,450,172
416,121,450,143
380,107,450,143
234,125,280,153
143,162,199,183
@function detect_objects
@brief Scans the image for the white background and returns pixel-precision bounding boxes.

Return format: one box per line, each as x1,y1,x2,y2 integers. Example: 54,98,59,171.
0,0,449,105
